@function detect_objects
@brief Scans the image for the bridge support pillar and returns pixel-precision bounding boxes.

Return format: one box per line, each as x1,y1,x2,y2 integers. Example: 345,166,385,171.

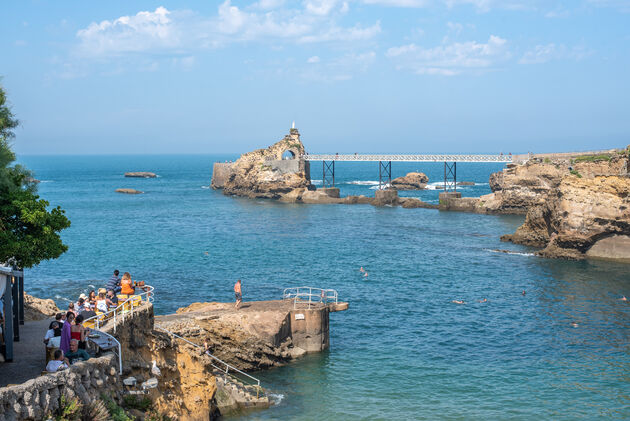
444,162,456,191
323,161,335,187
379,161,391,190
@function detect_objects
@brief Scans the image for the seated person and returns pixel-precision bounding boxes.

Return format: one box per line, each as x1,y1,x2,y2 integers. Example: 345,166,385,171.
120,272,135,295
44,321,62,348
46,349,69,372
106,289,119,309
65,339,90,364
76,297,87,313
106,270,121,293
96,289,108,313
88,290,97,309
49,313,65,330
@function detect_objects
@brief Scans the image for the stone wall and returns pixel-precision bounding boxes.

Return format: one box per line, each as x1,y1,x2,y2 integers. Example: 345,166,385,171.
0,354,121,421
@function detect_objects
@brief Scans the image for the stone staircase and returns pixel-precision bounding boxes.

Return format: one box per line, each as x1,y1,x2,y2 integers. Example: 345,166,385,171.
214,371,270,413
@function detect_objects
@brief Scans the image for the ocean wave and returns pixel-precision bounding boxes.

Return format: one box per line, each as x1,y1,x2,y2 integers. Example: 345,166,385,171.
200,185,211,189
369,183,391,190
485,249,534,257
55,294,71,302
39,180,54,183
269,393,284,405
345,180,380,186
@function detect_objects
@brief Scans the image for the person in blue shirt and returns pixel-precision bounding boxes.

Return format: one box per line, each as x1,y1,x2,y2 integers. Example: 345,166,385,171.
105,269,121,293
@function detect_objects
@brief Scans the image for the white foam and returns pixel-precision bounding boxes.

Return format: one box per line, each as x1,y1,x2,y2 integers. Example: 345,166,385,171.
346,180,380,186
369,183,391,190
39,180,53,183
269,393,284,405
485,249,534,257
200,186,210,189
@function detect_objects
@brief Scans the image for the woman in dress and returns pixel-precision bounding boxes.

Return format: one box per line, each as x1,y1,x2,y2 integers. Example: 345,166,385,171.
60,311,74,353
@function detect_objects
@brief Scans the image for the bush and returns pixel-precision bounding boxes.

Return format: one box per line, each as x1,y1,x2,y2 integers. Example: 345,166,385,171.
570,169,582,178
543,157,551,163
123,395,153,411
102,394,133,421
573,153,612,163
52,395,83,421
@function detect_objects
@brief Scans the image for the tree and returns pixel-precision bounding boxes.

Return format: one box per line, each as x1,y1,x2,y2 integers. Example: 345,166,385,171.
0,84,70,268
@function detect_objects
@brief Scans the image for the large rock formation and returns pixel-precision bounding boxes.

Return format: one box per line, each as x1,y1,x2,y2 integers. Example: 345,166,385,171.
125,172,157,178
502,174,630,260
391,172,428,190
213,128,311,199
482,152,628,214
24,292,60,321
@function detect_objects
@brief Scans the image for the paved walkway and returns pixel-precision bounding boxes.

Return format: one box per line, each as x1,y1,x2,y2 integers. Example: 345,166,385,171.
0,319,50,387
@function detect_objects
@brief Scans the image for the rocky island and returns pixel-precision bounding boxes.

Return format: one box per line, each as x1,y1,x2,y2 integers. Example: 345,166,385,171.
211,128,630,262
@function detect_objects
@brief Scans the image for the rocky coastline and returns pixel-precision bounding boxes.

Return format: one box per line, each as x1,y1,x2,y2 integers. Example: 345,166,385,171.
211,128,630,262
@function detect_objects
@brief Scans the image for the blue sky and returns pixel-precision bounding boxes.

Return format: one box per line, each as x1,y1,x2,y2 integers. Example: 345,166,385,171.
1,0,629,155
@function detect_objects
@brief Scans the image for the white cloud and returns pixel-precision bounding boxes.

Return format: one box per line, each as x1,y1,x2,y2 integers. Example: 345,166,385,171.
299,50,376,81
307,55,321,63
74,2,380,60
519,43,593,64
387,35,509,75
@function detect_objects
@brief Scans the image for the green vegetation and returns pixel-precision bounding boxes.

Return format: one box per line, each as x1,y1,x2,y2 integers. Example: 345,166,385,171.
52,395,83,421
123,395,153,412
543,157,551,163
0,84,70,267
573,153,612,163
102,394,134,421
260,164,272,171
570,169,582,178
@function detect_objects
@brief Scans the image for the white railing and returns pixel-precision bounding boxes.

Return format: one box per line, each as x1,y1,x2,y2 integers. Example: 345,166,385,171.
155,325,265,398
87,329,123,374
283,286,338,310
302,154,513,163
83,285,155,333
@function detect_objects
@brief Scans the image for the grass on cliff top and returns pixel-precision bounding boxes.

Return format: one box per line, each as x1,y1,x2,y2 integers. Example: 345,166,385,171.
573,153,613,163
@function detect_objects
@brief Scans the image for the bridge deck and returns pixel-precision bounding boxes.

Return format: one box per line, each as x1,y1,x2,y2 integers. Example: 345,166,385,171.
302,154,512,163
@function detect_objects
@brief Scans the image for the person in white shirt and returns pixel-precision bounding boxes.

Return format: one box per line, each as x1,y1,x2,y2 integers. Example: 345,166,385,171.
44,322,62,348
45,349,69,372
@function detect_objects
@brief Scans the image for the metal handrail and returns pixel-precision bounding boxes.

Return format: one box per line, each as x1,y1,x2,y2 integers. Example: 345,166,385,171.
301,154,513,163
155,325,264,397
283,286,338,309
83,284,155,332
87,329,123,374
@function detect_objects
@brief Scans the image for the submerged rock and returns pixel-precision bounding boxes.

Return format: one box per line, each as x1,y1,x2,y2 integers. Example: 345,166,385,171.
115,188,143,194
391,172,429,190
125,172,157,178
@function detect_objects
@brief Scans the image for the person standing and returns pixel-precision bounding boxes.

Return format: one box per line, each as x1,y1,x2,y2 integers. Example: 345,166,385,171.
234,280,242,310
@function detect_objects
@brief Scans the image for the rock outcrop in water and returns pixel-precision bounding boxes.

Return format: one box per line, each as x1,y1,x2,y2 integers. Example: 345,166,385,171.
391,172,429,190
115,188,143,194
24,292,60,321
502,174,630,260
212,128,311,199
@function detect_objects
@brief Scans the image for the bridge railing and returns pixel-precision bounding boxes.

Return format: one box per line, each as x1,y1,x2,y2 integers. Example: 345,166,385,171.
283,286,338,310
301,154,513,163
83,285,154,332
155,325,265,399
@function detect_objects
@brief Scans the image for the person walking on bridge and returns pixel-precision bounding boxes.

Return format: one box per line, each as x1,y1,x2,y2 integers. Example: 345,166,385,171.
234,279,242,310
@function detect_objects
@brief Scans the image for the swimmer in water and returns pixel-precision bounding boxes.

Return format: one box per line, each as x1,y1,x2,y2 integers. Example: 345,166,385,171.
364,272,368,277
522,290,526,296
204,251,209,256
478,298,487,303
452,300,465,305
359,267,365,273
620,296,627,301
571,322,579,328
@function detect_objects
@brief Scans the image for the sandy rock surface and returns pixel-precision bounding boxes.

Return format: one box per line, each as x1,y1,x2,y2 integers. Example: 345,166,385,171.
391,172,429,190
115,188,143,194
24,292,60,321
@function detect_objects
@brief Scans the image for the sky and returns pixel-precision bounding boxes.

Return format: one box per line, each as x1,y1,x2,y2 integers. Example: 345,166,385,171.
1,0,629,155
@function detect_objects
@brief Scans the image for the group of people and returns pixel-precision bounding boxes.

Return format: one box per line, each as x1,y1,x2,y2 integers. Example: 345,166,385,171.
43,311,91,372
42,269,140,372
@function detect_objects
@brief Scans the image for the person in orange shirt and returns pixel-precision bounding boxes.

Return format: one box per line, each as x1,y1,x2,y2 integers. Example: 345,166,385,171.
120,272,135,295
234,280,242,310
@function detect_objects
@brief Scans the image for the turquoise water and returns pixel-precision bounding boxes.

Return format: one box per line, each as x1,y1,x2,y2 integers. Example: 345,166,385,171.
18,155,630,420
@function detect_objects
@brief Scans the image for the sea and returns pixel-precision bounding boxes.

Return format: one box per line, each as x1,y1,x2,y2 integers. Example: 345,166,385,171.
17,154,630,420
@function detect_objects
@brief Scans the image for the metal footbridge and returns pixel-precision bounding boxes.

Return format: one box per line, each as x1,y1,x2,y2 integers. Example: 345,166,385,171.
301,153,513,191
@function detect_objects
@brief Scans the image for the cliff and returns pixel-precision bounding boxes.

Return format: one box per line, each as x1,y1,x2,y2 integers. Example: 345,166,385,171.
212,128,311,199
480,151,628,214
502,174,630,260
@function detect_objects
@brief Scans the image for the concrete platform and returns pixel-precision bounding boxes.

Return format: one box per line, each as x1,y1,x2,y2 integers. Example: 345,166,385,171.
0,319,51,387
